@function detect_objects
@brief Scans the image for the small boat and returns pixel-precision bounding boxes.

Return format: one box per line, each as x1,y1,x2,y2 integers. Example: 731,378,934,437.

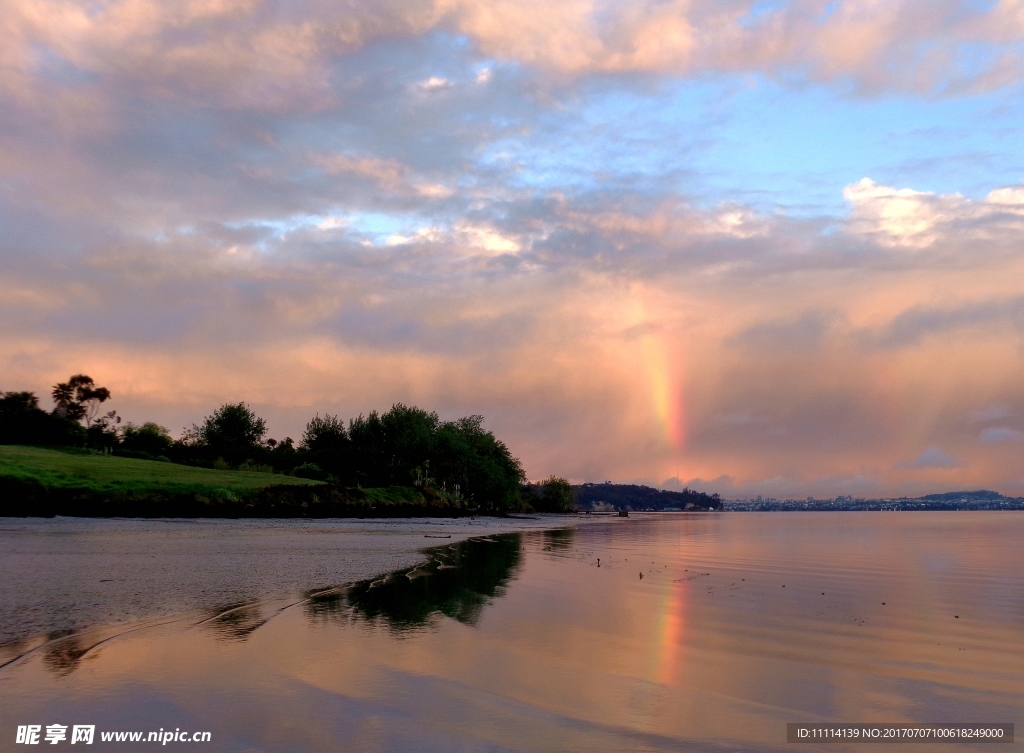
618,510,629,517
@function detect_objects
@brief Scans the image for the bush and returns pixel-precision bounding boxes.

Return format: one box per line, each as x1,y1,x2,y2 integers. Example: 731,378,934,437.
541,476,576,512
121,422,173,456
521,476,576,512
86,418,120,453
0,392,86,447
266,437,297,471
117,449,156,461
238,459,274,474
293,462,327,480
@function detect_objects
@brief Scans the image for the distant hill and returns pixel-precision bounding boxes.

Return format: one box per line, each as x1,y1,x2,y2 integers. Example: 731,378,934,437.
724,489,1023,511
575,483,721,512
919,490,1003,501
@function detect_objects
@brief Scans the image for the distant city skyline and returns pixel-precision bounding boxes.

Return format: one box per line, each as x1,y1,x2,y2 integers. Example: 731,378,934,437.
2,0,1024,497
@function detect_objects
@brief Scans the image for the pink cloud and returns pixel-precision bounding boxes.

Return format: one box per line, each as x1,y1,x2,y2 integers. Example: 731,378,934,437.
3,0,1024,109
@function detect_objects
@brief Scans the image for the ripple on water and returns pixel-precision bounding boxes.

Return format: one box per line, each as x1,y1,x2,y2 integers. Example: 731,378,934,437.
1,512,1022,753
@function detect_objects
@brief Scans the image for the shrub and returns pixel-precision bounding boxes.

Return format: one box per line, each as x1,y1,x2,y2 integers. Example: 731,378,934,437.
238,459,274,474
121,422,173,456
0,392,86,447
293,462,327,480
540,476,576,512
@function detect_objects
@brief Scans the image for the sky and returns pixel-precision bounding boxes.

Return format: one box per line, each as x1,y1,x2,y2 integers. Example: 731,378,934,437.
2,0,1024,498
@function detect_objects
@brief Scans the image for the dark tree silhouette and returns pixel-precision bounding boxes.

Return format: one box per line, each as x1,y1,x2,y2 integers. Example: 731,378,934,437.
86,409,122,452
298,404,525,510
521,476,577,512
51,375,111,426
300,414,349,478
121,422,173,456
0,391,86,446
193,403,267,464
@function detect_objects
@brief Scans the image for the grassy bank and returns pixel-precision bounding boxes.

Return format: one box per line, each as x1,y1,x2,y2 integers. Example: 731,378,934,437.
0,446,469,518
0,445,322,490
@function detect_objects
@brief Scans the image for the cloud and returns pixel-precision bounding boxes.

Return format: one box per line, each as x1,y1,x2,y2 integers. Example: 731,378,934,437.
4,165,1024,492
979,426,1024,443
969,404,1011,422
863,297,1024,349
381,221,521,255
897,446,960,469
3,0,1024,118
711,412,769,427
844,178,1024,248
311,153,419,193
417,76,453,91
4,0,1024,499
439,0,1024,93
729,311,841,354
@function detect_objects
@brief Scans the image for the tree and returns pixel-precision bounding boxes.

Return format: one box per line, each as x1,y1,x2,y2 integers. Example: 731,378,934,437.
347,410,387,486
1,391,39,412
86,410,122,452
378,404,439,486
267,436,297,470
195,402,267,464
539,476,576,512
0,391,86,446
51,375,111,426
121,422,173,456
431,415,525,511
338,404,525,509
300,415,349,478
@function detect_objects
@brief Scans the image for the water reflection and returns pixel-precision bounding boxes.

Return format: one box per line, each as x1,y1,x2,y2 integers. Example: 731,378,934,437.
542,528,574,551
41,632,88,676
204,602,270,641
0,636,32,668
308,533,524,632
6,515,1023,753
25,534,528,670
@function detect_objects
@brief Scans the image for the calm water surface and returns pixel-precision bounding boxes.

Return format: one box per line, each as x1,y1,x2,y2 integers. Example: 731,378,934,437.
1,512,1021,752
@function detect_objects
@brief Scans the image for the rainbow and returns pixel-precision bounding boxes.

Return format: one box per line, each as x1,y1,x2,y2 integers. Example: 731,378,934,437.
641,330,686,454
654,579,687,686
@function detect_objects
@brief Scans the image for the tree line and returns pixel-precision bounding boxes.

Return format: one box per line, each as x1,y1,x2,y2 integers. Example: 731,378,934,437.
0,375,575,513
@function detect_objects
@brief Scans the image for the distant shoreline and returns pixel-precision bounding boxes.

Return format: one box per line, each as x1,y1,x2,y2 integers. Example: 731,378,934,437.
722,493,1024,512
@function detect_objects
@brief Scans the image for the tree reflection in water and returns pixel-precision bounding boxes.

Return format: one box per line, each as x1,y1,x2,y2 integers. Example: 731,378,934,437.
306,533,525,633
41,632,90,676
204,603,268,641
541,528,574,552
32,532,548,675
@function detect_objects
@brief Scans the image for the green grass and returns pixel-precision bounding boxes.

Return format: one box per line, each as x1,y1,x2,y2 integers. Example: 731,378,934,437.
360,485,432,506
0,445,321,492
0,446,471,519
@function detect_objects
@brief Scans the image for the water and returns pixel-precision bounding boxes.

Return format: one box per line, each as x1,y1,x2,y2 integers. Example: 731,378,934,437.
0,516,558,648
1,512,1021,752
